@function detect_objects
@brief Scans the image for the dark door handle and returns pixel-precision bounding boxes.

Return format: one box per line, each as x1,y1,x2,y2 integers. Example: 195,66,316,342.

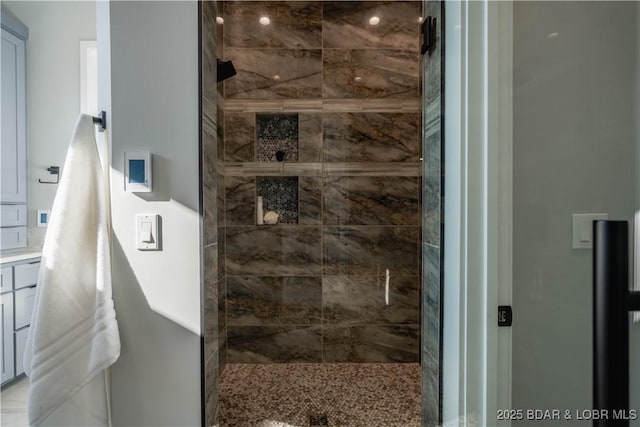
421,16,437,56
592,220,639,426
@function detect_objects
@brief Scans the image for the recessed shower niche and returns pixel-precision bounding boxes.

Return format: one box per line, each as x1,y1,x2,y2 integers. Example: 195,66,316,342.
254,113,300,224
256,113,299,162
256,176,299,224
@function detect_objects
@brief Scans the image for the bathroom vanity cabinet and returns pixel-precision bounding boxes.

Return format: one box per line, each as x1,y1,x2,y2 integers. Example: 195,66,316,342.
1,15,29,250
1,257,39,385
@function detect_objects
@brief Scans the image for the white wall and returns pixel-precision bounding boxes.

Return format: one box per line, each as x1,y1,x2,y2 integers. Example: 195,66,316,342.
98,1,201,425
2,1,96,248
512,2,638,425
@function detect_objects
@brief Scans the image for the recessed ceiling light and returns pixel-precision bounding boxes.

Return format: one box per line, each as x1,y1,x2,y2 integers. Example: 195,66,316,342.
547,32,559,38
417,17,423,23
216,16,224,25
354,76,363,82
259,16,271,26
273,75,281,80
368,16,380,26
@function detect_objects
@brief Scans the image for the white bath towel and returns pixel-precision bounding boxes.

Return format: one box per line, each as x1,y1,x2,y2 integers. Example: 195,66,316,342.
24,114,120,426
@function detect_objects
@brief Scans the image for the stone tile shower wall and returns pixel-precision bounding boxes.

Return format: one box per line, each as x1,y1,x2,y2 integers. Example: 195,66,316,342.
201,2,220,425
217,0,422,364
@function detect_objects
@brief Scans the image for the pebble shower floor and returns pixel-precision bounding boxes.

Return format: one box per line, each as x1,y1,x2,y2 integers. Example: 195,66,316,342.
218,363,421,427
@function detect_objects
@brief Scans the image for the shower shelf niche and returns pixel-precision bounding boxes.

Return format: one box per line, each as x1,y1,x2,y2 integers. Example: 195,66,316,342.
257,176,299,224
256,113,299,162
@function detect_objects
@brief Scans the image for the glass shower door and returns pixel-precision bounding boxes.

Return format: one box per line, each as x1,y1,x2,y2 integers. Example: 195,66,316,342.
507,2,639,426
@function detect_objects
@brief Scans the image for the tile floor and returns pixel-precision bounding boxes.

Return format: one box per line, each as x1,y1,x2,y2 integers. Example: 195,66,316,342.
218,363,421,427
1,376,29,427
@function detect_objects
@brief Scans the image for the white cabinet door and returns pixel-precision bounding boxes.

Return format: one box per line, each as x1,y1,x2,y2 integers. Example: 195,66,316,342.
1,28,27,204
1,293,14,383
14,327,28,376
14,286,35,330
0,267,12,293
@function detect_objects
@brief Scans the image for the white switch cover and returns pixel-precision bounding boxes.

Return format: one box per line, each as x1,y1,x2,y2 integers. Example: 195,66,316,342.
572,213,608,249
136,214,160,250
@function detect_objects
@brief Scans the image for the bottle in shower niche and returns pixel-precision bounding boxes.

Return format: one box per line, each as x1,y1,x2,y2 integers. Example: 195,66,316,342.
257,196,264,225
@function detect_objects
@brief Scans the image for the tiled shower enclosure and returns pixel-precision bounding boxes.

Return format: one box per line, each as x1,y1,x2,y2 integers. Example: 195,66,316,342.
200,0,443,425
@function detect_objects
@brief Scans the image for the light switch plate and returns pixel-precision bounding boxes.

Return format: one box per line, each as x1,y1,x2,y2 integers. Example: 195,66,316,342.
136,214,160,250
572,213,608,249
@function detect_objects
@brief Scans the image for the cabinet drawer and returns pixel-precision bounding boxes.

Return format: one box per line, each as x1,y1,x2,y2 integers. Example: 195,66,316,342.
14,327,28,376
0,267,12,293
14,262,39,290
0,205,26,227
14,287,35,330
0,227,27,251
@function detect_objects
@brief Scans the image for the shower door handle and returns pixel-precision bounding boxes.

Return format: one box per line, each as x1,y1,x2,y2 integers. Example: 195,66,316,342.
592,220,640,426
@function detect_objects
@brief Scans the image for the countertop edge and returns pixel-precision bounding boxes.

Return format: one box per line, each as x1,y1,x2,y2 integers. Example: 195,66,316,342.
0,250,42,264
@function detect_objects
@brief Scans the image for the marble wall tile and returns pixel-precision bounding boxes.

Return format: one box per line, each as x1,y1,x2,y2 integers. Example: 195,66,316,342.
422,2,442,423
202,1,218,101
225,176,256,225
423,127,441,246
322,162,421,176
323,275,419,325
323,176,420,225
222,98,420,113
218,326,228,376
204,244,219,366
225,48,323,99
227,276,322,325
422,243,440,368
216,103,224,161
299,176,322,225
203,128,218,245
227,326,322,363
226,226,322,275
322,325,419,363
224,112,255,162
209,0,433,371
323,226,420,275
323,1,421,50
323,49,419,99
216,1,224,60
298,113,322,162
205,350,219,427
218,277,227,332
218,226,226,282
216,172,227,236
223,1,322,49
323,113,421,162
225,161,284,176
422,356,440,426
